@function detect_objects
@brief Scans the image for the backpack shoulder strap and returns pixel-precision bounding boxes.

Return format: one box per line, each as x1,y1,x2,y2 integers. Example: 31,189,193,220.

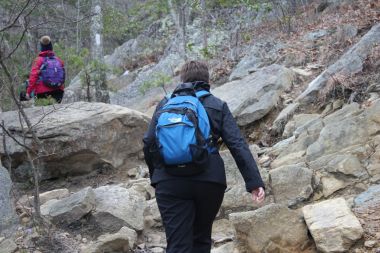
195,90,210,99
165,93,172,100
39,57,48,71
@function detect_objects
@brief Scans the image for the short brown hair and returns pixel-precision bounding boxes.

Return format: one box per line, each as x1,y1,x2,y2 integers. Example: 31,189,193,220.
180,61,209,83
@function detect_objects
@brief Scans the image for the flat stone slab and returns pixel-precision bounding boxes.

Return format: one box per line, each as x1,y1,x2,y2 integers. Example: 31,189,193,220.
303,198,364,253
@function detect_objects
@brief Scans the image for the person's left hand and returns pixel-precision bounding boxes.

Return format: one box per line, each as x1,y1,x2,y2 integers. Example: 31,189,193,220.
25,93,31,100
251,187,265,204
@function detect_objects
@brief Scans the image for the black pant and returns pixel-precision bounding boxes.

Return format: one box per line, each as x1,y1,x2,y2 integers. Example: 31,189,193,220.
155,180,225,253
36,90,64,103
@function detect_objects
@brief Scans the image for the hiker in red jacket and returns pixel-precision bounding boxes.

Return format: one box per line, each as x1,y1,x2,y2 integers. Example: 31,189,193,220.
26,36,65,103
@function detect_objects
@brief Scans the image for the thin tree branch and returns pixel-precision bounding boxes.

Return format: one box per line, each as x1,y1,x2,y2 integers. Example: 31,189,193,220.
0,122,32,151
0,0,33,32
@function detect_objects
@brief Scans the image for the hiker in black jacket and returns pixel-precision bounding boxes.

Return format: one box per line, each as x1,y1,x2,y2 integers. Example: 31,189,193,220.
143,61,265,253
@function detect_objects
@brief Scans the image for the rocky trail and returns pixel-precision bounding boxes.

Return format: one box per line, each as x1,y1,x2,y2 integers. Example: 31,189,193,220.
1,1,380,252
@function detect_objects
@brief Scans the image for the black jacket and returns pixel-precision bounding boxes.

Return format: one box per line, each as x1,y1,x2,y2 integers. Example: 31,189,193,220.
143,87,265,192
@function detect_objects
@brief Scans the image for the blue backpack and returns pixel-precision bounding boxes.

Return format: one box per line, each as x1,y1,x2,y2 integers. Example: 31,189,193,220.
40,56,65,88
155,84,213,167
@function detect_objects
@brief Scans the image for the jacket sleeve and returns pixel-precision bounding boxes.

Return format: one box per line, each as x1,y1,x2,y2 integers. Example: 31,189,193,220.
143,99,167,179
220,102,265,192
143,114,158,180
27,57,42,95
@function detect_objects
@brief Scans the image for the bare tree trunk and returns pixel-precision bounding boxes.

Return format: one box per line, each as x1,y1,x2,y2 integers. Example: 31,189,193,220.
18,17,34,54
200,0,208,52
168,0,188,61
19,111,41,218
179,3,188,61
91,0,109,103
0,56,42,221
76,0,81,54
168,0,180,31
91,0,104,62
2,120,12,178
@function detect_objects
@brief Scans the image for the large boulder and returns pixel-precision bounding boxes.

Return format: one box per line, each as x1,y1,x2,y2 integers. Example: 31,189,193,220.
0,102,149,181
92,185,146,232
302,198,363,253
269,100,380,195
80,226,137,253
0,165,17,231
41,187,95,225
306,101,379,162
229,40,282,81
269,163,313,207
220,147,271,214
230,204,309,253
20,188,70,207
297,23,380,103
213,64,296,126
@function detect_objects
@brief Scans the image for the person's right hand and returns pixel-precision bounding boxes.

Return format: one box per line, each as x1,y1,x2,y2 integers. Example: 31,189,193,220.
251,187,265,204
25,94,30,100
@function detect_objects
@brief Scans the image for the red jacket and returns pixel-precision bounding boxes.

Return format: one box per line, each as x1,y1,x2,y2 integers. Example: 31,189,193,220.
27,51,65,96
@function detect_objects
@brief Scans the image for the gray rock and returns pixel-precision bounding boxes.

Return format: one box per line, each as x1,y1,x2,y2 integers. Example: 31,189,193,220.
271,103,300,135
41,187,95,225
19,188,70,208
303,198,363,253
229,41,282,81
150,247,165,253
303,29,328,41
213,64,296,126
0,166,17,231
144,199,162,228
270,118,323,164
306,105,369,162
39,188,70,205
354,185,380,209
320,175,347,197
111,23,229,112
269,136,296,157
283,113,320,138
143,230,166,248
325,155,368,178
211,242,235,253
220,148,271,213
297,23,380,103
211,219,235,244
270,163,313,207
110,53,182,110
126,178,155,200
0,102,149,181
93,185,146,232
336,24,358,42
0,239,17,253
80,226,137,253
353,185,380,246
230,204,309,253
270,150,305,168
